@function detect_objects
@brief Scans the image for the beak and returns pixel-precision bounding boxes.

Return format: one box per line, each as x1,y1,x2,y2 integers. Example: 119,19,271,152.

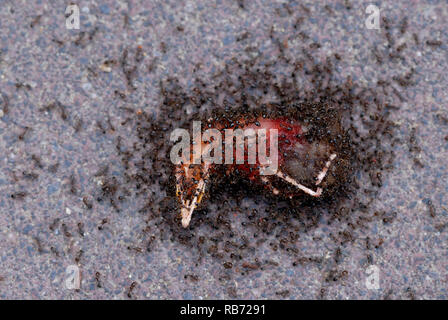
177,176,207,228
175,163,209,228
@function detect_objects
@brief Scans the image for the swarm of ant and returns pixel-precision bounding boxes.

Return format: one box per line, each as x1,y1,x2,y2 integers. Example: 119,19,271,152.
4,0,446,298
97,34,405,287
6,8,430,297
4,3,440,298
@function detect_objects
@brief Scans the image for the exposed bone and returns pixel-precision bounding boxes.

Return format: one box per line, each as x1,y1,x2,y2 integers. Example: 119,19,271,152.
315,153,337,185
274,152,337,197
275,170,323,197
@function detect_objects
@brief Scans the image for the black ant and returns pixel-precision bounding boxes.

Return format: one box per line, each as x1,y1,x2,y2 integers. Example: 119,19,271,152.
95,272,102,288
126,281,137,298
82,196,93,209
98,218,109,230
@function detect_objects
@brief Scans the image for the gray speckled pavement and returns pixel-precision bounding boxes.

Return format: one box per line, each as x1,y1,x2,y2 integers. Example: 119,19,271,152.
0,0,447,299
